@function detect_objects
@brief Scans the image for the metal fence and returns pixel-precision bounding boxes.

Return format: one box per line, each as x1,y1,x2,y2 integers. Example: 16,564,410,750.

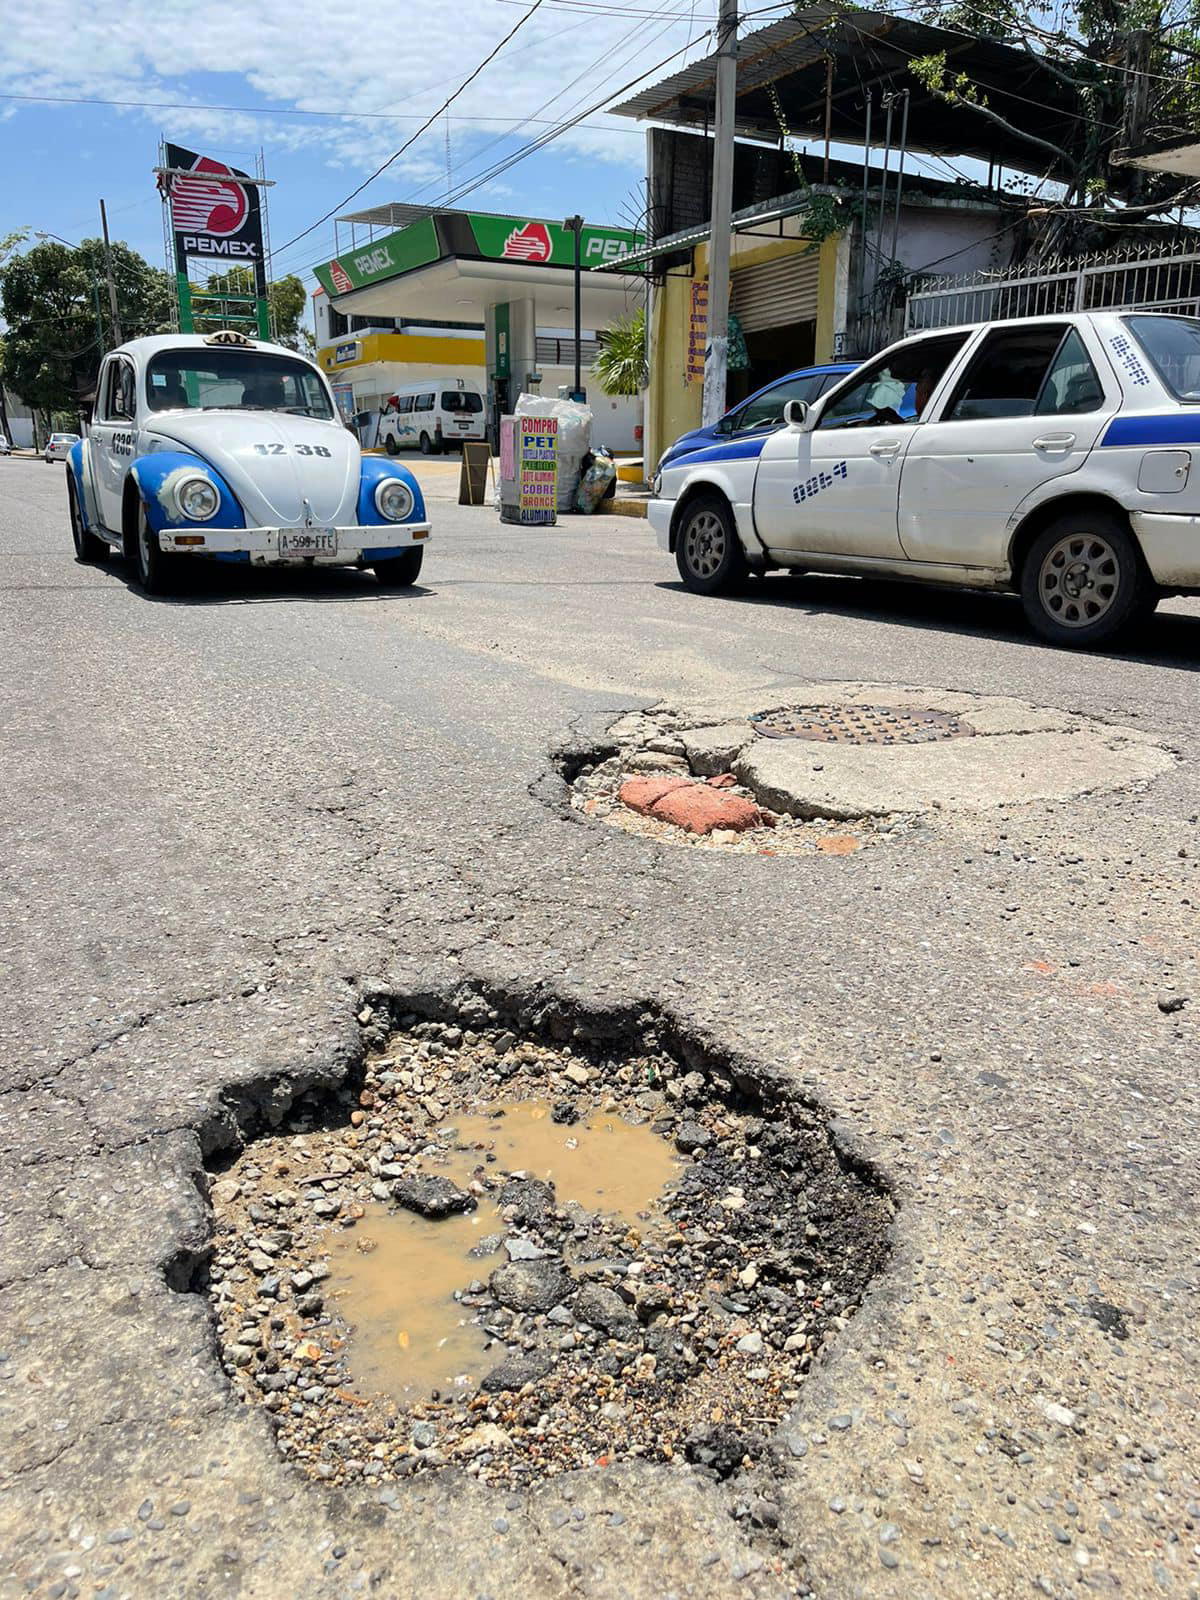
905,244,1200,332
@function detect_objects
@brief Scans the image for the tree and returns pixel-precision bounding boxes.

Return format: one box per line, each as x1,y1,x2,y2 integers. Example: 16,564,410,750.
191,268,312,351
0,231,29,446
907,0,1200,259
0,237,171,427
594,308,648,396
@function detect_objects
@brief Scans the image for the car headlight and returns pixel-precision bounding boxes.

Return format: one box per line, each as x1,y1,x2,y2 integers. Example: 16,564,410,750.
652,470,662,496
177,476,219,521
375,476,415,522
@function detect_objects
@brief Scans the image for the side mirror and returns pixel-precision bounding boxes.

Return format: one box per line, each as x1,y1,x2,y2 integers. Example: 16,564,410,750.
783,398,809,428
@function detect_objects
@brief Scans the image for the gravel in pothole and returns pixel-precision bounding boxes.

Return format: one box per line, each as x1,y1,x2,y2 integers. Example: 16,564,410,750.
206,1017,891,1487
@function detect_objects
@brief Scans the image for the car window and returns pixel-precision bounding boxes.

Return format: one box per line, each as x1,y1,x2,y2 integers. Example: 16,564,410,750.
736,375,827,433
399,396,415,414
1125,314,1200,400
943,325,1070,422
102,361,131,422
442,391,482,412
417,393,435,411
818,335,969,430
1034,329,1105,415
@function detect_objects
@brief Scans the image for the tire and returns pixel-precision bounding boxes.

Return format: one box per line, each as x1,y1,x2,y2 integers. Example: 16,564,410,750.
1020,509,1152,648
384,433,399,456
419,432,433,455
131,503,183,596
373,548,424,588
674,494,747,595
68,478,106,563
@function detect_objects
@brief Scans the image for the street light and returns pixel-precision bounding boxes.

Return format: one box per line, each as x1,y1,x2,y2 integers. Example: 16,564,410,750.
562,215,586,404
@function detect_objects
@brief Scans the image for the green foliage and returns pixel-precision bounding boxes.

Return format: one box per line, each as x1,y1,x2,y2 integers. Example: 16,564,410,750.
906,2,1200,254
594,308,648,396
191,268,311,350
0,237,171,414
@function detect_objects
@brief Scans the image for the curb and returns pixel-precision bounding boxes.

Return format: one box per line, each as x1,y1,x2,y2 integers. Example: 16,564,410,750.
607,496,649,520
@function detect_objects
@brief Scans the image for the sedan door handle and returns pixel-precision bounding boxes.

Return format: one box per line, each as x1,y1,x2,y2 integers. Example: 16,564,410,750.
1033,432,1076,452
868,440,901,460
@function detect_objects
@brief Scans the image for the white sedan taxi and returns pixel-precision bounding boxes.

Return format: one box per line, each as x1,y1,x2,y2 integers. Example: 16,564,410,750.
66,330,430,594
652,311,1200,646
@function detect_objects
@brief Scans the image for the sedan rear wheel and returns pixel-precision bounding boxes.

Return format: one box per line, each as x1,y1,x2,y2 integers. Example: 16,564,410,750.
1020,510,1151,648
675,494,747,595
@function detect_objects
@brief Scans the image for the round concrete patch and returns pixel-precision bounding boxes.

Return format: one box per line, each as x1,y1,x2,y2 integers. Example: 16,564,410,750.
602,684,1176,824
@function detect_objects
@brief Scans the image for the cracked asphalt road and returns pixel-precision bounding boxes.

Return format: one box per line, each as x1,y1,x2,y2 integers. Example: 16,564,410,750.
3,453,1200,1599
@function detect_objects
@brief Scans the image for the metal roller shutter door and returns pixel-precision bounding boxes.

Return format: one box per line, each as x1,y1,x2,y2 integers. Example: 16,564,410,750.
730,251,820,332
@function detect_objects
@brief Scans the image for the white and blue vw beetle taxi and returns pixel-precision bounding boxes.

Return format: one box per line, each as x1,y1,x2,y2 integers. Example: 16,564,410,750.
652,310,1200,647
68,329,429,593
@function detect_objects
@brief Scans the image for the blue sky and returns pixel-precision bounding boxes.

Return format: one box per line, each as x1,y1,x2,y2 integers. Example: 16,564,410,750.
0,0,725,308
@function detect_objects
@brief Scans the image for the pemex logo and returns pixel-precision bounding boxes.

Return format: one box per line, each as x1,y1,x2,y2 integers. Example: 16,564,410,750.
169,154,249,237
501,222,553,263
329,259,354,293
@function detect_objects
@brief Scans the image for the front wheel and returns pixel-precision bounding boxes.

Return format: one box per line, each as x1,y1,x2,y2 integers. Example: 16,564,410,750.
384,433,399,456
674,494,747,595
132,505,184,596
373,548,424,588
1020,511,1152,648
69,478,106,563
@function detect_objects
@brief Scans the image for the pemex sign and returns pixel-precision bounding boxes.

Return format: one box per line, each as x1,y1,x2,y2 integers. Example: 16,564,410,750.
313,213,643,299
467,215,642,268
157,142,270,334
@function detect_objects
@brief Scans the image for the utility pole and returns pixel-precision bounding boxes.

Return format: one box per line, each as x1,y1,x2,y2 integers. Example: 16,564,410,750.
563,214,585,402
701,0,738,427
99,199,123,345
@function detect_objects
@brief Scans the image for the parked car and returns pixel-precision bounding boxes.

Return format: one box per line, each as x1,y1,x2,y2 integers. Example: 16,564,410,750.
66,329,430,595
655,362,858,476
378,378,487,455
651,311,1200,647
45,432,80,462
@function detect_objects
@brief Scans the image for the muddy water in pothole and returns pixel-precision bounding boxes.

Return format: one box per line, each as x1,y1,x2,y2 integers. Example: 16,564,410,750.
326,1102,680,1401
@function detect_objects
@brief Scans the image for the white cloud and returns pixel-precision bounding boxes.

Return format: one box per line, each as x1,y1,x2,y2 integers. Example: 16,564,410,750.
4,0,703,226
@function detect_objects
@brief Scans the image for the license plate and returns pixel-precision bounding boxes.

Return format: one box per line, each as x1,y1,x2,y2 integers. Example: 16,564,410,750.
456,419,471,428
279,529,336,556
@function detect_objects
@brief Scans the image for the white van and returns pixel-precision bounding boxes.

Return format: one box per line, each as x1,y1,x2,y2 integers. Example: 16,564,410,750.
378,379,487,455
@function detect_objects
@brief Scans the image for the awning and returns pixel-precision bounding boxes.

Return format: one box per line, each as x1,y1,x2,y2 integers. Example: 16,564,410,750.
610,7,1084,183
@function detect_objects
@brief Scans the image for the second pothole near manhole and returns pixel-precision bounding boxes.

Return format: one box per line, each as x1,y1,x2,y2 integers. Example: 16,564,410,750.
563,686,1175,846
205,1001,892,1489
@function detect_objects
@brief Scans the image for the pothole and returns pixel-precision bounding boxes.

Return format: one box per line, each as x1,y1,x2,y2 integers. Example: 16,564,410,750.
562,685,1175,842
203,1001,892,1489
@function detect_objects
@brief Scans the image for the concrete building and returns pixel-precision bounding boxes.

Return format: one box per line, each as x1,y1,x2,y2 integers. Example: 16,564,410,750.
312,207,647,450
604,5,1078,469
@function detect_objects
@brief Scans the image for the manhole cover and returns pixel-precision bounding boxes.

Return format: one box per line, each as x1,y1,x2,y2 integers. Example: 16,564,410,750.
750,705,975,744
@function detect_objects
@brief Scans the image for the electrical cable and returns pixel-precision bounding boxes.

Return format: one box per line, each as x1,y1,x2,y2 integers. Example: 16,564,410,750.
272,0,551,256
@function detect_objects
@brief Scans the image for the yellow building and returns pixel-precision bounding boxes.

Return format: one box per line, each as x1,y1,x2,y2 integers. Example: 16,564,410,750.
643,228,845,475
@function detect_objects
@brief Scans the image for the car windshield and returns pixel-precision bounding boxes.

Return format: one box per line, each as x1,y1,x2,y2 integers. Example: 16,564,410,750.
1125,315,1200,401
145,350,335,418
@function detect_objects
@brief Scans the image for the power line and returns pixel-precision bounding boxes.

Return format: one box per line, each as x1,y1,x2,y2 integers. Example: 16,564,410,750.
273,0,553,256
271,24,711,278
0,88,649,130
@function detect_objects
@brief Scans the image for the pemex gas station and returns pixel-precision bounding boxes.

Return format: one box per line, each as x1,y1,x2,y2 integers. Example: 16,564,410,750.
312,209,646,441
